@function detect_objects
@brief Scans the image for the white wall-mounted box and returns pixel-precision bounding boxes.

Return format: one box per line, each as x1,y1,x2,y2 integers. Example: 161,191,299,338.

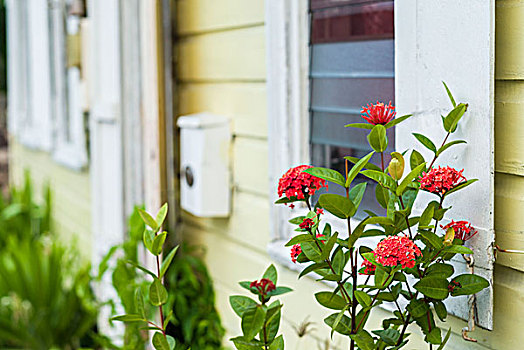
177,113,231,217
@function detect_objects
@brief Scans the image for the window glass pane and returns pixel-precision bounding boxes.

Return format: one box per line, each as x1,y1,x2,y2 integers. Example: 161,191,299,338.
309,0,394,218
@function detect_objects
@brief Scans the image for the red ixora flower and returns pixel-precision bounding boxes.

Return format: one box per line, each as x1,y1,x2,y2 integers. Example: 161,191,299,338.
277,165,328,203
250,278,276,296
441,220,478,242
373,236,422,269
360,258,376,275
316,208,324,215
299,218,315,230
361,101,396,125
290,244,302,263
419,166,466,196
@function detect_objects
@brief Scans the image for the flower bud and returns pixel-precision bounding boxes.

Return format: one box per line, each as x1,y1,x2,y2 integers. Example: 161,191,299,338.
443,227,455,246
388,152,405,180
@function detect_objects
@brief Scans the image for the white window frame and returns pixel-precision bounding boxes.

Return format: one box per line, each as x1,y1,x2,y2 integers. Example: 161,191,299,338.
49,0,88,170
266,0,495,330
6,0,53,151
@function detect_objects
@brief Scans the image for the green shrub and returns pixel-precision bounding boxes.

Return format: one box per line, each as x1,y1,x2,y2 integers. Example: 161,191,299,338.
165,244,225,350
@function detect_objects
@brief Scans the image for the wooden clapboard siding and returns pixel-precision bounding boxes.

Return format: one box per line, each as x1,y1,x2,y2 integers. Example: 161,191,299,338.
177,0,264,35
233,137,268,196
178,82,267,138
494,0,524,274
177,26,266,82
8,139,92,260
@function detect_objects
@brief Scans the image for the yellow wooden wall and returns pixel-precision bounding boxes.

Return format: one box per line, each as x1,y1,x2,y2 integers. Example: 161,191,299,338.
175,0,524,348
9,139,92,260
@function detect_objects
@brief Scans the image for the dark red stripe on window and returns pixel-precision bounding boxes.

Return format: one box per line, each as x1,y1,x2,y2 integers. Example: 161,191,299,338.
311,2,394,43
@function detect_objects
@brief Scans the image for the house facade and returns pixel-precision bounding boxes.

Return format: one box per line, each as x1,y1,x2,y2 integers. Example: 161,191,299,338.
5,0,524,349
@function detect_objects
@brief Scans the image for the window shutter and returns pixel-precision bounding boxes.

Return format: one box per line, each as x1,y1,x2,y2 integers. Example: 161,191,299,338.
395,0,495,329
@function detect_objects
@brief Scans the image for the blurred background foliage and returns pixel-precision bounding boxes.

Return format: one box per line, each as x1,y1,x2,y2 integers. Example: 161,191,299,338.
0,172,98,349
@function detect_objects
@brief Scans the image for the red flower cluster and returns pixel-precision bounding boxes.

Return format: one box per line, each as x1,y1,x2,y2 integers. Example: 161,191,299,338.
361,101,396,125
290,234,325,263
277,165,327,204
290,245,302,263
360,258,376,275
299,218,315,230
419,166,466,196
441,220,478,242
250,278,276,296
373,236,422,269
448,280,462,292
316,208,324,215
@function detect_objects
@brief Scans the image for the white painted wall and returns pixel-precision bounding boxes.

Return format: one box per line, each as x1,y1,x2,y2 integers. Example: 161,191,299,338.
395,0,495,329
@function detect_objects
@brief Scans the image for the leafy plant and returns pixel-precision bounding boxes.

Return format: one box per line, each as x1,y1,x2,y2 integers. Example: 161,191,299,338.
111,204,179,350
272,84,489,349
229,264,292,350
97,207,154,349
165,244,225,350
0,237,97,349
0,171,51,245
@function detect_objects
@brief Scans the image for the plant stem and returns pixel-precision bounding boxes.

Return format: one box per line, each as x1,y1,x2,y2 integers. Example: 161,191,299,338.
381,152,385,172
354,273,394,332
397,314,411,346
427,132,450,170
398,196,414,239
155,254,166,336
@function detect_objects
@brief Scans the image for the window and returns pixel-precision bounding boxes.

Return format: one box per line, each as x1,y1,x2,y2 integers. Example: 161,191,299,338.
266,0,494,329
309,0,394,217
48,0,88,170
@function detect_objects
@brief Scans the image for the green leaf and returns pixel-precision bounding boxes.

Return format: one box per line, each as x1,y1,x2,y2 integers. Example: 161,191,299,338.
298,262,329,279
301,241,323,263
374,268,390,289
231,336,264,350
160,246,179,278
450,274,490,296
442,82,456,107
111,314,147,322
315,291,347,310
419,230,443,249
433,301,447,321
138,208,158,231
442,245,473,255
426,264,454,279
348,183,367,214
135,288,146,318
443,103,467,133
426,327,442,345
324,307,351,336
289,216,306,225
375,185,389,209
345,122,374,129
242,305,267,341
230,295,257,317
361,170,397,191
344,156,383,172
149,278,168,306
321,232,339,260
268,286,293,297
269,335,284,350
367,124,388,152
414,277,449,300
346,151,375,187
156,203,168,227
125,260,156,278
372,328,401,346
396,162,426,196
151,232,167,256
443,179,478,197
436,140,467,157
263,264,278,284
410,150,425,171
349,330,375,350
419,205,435,227
385,114,413,129
143,229,156,254
318,194,355,219
407,299,429,318
354,290,372,307
412,133,437,153
303,167,346,187
285,234,314,247
437,328,452,350
153,332,175,350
